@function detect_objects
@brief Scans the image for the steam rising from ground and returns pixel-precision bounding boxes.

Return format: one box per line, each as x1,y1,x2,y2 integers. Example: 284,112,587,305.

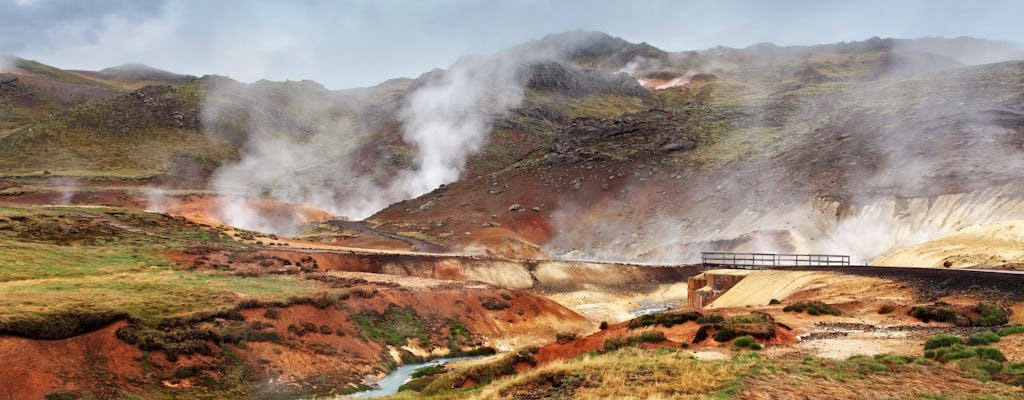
0,55,14,73
547,40,1024,265
391,56,523,197
203,33,606,233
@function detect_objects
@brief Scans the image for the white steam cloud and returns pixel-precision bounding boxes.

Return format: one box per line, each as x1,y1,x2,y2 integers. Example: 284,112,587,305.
202,33,596,234
0,54,15,74
390,55,524,197
545,39,1024,265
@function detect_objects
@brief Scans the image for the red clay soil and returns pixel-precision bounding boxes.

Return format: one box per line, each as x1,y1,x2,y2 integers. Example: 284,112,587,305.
532,310,802,370
532,311,798,365
0,275,591,399
0,320,143,400
0,190,144,208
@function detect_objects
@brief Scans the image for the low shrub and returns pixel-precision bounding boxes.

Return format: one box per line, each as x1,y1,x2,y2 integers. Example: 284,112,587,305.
783,301,841,316
910,305,960,324
878,304,895,314
695,313,724,325
603,330,666,351
974,303,1009,327
410,365,446,379
925,344,1006,363
996,325,1024,337
629,311,702,329
713,327,737,342
555,332,577,344
640,330,666,343
924,333,963,350
966,331,1001,346
733,335,756,348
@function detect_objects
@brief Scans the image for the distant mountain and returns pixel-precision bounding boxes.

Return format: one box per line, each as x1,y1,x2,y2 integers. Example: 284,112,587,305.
3,33,1024,265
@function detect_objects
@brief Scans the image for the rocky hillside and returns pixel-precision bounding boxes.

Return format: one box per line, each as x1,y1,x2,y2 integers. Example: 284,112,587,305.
3,33,1024,265
366,35,1024,265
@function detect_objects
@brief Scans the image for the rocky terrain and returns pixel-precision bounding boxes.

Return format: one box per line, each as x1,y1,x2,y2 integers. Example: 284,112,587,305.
3,32,1024,399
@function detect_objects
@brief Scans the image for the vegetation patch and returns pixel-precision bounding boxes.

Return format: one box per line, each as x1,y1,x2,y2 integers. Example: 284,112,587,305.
628,310,702,329
783,301,842,316
349,306,430,347
910,302,1009,327
996,325,1024,337
603,330,667,352
966,331,1002,346
925,333,964,350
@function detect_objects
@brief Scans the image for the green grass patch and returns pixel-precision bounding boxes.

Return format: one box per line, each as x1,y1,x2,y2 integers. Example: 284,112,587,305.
349,306,430,347
628,310,702,329
925,334,964,350
783,301,841,316
996,325,1024,337
966,331,1001,346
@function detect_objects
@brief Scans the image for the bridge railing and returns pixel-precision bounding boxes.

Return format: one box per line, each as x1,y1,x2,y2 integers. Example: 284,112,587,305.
701,251,850,269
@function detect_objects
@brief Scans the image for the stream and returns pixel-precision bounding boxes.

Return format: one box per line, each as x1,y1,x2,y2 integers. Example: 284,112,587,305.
341,356,484,398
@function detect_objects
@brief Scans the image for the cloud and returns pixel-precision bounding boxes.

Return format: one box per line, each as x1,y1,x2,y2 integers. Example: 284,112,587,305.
1,0,1022,89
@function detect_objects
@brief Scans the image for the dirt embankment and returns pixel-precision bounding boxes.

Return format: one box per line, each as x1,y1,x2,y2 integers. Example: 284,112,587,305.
875,220,1024,269
192,248,702,321
0,272,590,400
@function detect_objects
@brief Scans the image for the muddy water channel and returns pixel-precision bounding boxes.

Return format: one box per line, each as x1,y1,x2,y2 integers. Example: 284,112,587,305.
342,356,485,398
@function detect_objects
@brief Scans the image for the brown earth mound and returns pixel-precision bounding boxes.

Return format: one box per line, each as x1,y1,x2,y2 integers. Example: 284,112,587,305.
0,272,591,399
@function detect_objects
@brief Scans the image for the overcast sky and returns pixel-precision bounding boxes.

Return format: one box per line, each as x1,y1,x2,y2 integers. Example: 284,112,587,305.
3,0,1023,89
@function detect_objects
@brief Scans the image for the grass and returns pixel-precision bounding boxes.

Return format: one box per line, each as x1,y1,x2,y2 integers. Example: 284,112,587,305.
349,305,430,347
783,301,842,316
0,206,331,338
925,334,964,350
388,348,761,399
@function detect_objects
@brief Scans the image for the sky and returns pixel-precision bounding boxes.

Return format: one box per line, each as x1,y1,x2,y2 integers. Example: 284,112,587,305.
2,0,1024,89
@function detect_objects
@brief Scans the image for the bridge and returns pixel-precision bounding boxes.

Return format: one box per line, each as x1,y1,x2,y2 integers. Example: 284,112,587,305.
701,251,851,269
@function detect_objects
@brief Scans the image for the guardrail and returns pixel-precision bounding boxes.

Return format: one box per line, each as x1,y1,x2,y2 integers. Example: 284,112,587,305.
701,251,850,269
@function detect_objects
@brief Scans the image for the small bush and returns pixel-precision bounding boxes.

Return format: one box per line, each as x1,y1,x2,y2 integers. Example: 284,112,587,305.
976,346,1008,362
910,305,960,324
640,330,666,343
878,304,895,314
749,343,763,350
956,358,1005,381
629,311,702,329
783,301,841,316
555,332,577,344
996,325,1024,337
713,327,737,342
696,314,724,325
410,365,446,379
966,331,1001,346
924,333,963,350
926,344,1006,363
599,321,609,330
262,309,280,319
733,335,757,348
974,303,1009,327
769,299,781,305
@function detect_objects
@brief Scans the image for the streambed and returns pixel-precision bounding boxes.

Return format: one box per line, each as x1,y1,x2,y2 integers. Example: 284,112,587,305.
342,355,485,398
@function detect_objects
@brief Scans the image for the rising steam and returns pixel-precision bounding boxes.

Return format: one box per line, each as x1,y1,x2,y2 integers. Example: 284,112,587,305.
546,38,1024,265
202,33,604,233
